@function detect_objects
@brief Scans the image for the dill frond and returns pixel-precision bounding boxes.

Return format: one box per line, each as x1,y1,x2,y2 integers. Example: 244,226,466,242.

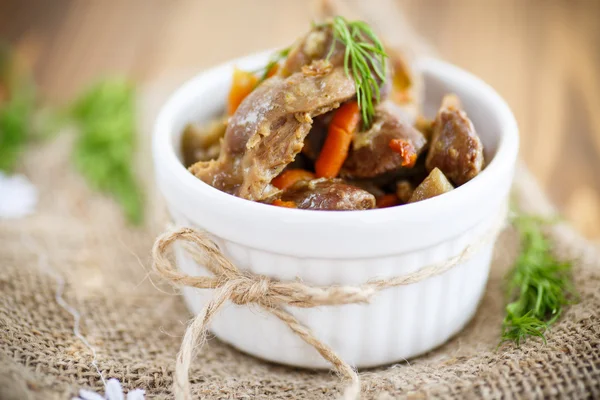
70,80,144,224
501,212,577,345
327,16,388,129
0,44,36,172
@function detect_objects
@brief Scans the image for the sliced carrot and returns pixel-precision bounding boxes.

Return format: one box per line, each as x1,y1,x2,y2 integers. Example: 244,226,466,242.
315,101,361,178
227,68,259,115
272,199,297,208
376,194,400,208
389,139,417,167
266,63,280,78
271,169,315,190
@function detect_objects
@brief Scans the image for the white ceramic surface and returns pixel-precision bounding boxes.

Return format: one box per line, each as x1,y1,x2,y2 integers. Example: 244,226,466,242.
152,51,519,369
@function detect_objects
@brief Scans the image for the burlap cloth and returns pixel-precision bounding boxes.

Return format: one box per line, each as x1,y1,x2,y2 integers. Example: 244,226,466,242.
1,80,599,399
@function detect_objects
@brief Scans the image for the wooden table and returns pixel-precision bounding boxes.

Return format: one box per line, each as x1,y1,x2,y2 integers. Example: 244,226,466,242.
2,0,600,242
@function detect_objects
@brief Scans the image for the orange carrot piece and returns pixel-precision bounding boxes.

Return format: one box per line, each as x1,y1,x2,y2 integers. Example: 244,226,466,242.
271,169,315,190
227,68,259,115
376,194,400,208
272,199,297,208
389,139,417,167
315,101,361,178
266,63,280,78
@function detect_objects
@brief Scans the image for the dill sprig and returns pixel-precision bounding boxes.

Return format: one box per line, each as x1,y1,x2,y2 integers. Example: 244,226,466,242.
70,80,144,225
0,44,36,172
501,212,577,346
327,16,388,129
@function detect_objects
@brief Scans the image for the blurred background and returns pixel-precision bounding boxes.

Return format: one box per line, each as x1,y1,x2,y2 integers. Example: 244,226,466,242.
1,0,599,242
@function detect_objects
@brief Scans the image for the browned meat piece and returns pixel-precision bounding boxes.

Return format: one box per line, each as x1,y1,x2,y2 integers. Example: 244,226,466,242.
340,102,427,178
273,179,375,210
189,66,356,200
425,95,484,186
409,168,454,203
301,59,333,76
345,179,386,198
283,26,345,75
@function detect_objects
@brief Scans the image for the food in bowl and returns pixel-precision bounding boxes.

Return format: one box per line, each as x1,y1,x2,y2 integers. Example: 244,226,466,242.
153,15,519,369
181,17,484,210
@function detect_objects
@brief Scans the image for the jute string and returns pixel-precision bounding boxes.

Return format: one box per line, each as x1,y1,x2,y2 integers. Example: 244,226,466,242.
151,207,507,400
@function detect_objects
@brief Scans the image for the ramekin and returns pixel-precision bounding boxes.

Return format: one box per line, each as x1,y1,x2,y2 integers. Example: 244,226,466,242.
152,51,519,369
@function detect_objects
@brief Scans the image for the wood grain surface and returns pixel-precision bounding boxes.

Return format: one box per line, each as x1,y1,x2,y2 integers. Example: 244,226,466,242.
1,0,599,242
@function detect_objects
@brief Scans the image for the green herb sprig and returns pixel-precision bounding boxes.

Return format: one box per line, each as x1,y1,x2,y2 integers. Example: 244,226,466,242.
257,47,291,83
0,44,35,172
327,16,388,129
70,80,144,224
501,213,577,345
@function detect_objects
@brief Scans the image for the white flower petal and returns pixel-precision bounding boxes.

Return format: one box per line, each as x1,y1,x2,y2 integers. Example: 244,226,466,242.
77,389,105,400
0,172,38,219
105,379,125,400
126,389,146,400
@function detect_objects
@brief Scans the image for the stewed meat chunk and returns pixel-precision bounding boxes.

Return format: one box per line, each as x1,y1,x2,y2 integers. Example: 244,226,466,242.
283,26,345,75
341,102,427,178
425,95,484,186
272,179,375,210
190,65,355,200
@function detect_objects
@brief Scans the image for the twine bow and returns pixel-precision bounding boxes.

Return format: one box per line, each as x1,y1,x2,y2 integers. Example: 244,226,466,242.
152,209,506,400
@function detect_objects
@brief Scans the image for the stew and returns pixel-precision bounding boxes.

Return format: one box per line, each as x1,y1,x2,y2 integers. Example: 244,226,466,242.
182,17,484,211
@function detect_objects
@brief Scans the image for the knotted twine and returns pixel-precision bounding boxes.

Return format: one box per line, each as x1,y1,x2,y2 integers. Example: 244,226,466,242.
151,207,507,400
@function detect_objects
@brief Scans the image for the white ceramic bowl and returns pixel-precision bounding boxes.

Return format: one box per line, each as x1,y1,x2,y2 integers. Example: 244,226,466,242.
153,51,519,369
